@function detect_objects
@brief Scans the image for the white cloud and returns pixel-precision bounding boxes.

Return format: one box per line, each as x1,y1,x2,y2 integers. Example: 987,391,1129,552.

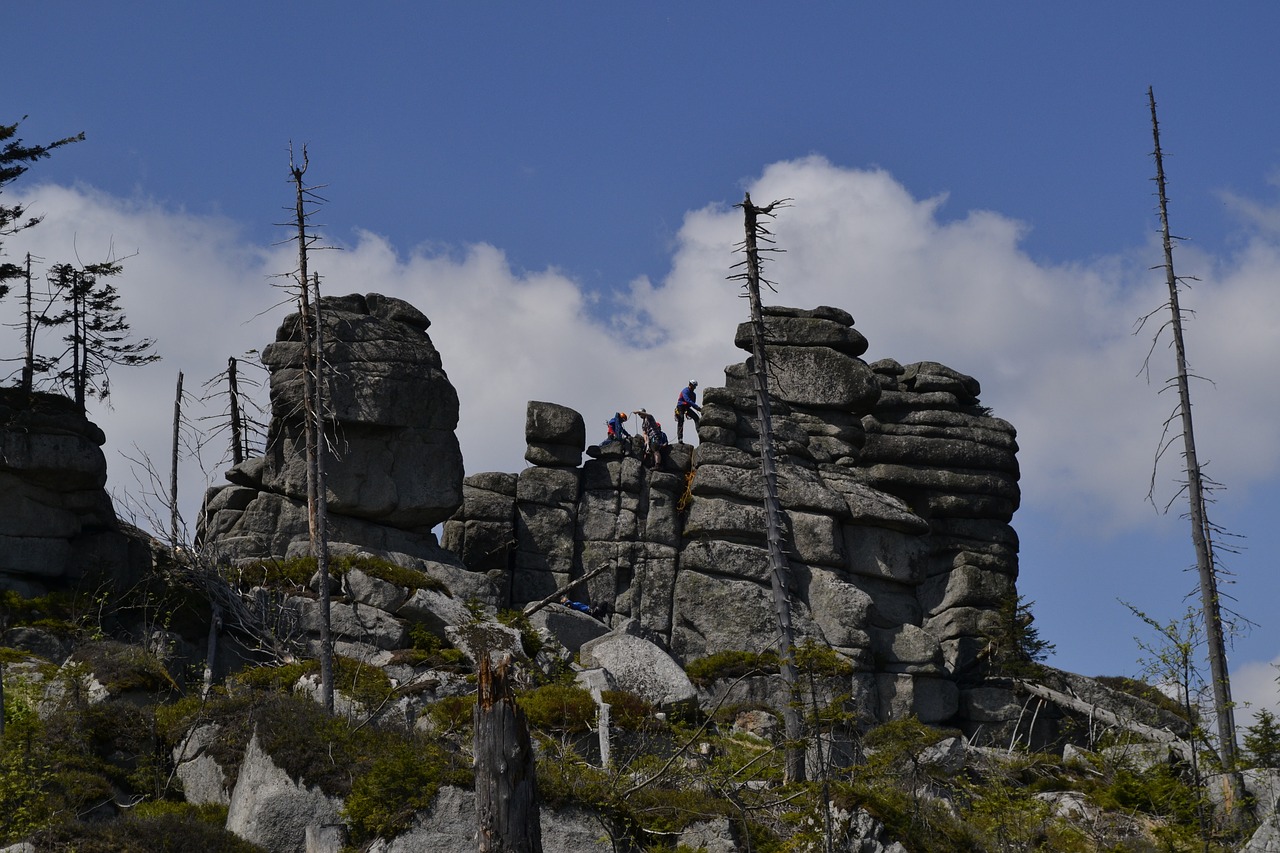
1234,654,1280,730
8,156,1280,552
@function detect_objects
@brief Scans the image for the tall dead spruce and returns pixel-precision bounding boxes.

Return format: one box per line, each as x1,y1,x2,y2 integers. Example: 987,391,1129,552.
729,193,805,784
1143,87,1245,820
286,145,335,712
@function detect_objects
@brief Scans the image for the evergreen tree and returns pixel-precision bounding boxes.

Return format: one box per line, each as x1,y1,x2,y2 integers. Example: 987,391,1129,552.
1244,709,1280,769
0,119,83,300
41,258,159,409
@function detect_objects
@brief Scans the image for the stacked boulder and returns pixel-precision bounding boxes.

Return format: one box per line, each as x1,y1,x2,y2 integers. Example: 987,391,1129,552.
443,305,1023,732
199,293,466,566
0,389,147,593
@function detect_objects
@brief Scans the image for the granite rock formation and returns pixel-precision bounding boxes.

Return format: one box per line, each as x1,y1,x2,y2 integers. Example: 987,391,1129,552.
444,304,1022,731
198,293,466,566
0,389,147,594
197,294,1022,734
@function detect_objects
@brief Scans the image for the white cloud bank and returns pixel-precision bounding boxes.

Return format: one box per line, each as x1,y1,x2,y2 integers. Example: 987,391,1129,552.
6,158,1278,691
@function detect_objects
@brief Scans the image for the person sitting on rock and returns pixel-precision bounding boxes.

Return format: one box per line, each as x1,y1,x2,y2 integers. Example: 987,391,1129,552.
674,380,701,442
601,411,631,447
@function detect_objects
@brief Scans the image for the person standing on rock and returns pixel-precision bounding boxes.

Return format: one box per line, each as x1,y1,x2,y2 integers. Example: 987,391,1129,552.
635,409,667,468
602,411,631,447
674,380,701,442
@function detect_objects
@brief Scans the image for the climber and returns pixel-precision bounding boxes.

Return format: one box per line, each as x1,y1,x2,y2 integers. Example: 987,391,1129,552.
601,411,631,447
634,408,668,468
674,380,701,442
644,426,670,469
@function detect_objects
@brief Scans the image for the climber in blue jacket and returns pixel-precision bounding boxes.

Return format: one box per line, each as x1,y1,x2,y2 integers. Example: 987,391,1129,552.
674,380,701,442
602,411,631,447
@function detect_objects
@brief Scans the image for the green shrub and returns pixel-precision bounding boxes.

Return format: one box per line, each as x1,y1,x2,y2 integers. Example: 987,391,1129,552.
684,650,779,687
332,655,395,709
518,683,596,733
794,639,854,678
602,689,659,732
334,555,451,596
68,641,178,694
1095,675,1192,721
424,694,477,734
231,554,450,596
28,810,267,852
229,556,315,590
497,609,543,659
343,740,473,843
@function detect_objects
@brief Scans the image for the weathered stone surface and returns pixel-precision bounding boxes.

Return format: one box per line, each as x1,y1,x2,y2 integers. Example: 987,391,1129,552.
960,686,1023,723
804,568,874,651
398,586,474,639
299,599,408,650
876,673,959,724
226,733,344,853
440,518,513,572
754,345,881,410
200,293,464,562
919,565,1013,617
172,723,231,806
736,314,869,357
517,467,581,507
671,572,778,660
531,605,610,654
526,400,587,449
872,624,944,674
446,621,524,666
0,389,145,588
580,632,696,708
843,526,928,584
343,567,409,612
683,496,767,543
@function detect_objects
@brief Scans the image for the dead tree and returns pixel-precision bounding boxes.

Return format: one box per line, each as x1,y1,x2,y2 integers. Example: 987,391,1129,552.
1144,87,1245,820
288,145,334,712
170,371,183,547
729,192,805,783
474,653,542,853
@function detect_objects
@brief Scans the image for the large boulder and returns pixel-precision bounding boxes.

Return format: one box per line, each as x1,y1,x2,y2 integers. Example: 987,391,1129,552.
0,389,147,592
199,293,465,563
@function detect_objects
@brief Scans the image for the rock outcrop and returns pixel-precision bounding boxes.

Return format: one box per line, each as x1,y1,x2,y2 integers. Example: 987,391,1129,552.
197,294,1024,736
199,293,466,567
0,389,147,594
444,305,1022,734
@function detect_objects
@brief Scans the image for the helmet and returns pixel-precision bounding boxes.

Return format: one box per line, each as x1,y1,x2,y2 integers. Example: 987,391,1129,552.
619,412,628,421
688,380,698,388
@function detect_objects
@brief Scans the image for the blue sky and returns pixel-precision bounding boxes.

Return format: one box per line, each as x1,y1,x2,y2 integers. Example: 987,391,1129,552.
6,4,1278,723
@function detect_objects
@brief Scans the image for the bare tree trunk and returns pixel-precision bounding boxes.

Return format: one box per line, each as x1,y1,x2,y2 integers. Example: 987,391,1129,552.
309,271,335,714
290,147,334,712
72,269,84,410
228,356,244,466
21,254,34,393
475,653,542,853
202,603,221,699
735,193,805,783
1148,86,1244,822
520,562,612,618
171,371,183,547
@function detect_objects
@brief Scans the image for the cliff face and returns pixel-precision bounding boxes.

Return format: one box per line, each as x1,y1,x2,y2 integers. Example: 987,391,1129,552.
0,388,146,594
198,293,465,564
444,304,1021,729
197,294,1021,732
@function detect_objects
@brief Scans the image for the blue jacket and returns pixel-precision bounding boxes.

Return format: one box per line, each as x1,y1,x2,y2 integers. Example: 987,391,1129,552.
607,413,630,438
677,387,700,410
